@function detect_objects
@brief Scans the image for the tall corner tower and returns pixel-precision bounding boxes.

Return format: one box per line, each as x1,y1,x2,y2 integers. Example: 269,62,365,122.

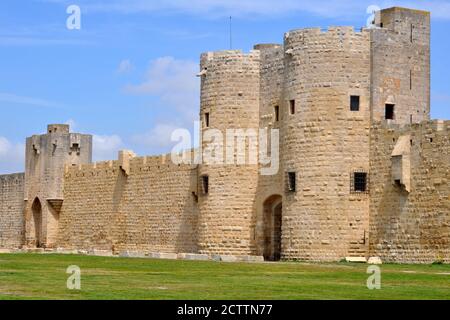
281,27,372,261
24,124,92,248
197,50,261,256
371,7,431,124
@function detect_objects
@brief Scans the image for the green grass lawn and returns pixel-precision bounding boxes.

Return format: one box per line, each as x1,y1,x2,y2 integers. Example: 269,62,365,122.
0,253,449,300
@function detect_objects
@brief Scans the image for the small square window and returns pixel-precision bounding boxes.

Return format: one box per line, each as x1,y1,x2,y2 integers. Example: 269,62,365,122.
201,175,209,194
274,106,279,122
205,112,210,127
352,172,368,193
350,96,360,111
385,104,395,120
289,100,295,115
287,172,296,192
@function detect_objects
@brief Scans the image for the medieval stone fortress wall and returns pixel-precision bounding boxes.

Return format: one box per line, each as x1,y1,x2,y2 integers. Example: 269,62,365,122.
0,7,448,263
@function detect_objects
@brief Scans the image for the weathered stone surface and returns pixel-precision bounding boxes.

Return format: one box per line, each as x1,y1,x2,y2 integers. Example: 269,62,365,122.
0,173,24,249
119,251,146,258
219,255,239,263
148,252,178,260
178,253,210,261
368,257,383,265
89,249,113,257
345,257,368,263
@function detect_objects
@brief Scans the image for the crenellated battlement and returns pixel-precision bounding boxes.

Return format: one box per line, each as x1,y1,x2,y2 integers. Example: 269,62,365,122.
64,151,197,179
285,25,366,38
0,173,24,184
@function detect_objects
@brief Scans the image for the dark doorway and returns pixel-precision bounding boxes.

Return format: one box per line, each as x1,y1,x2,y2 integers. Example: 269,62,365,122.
263,195,282,261
32,198,43,248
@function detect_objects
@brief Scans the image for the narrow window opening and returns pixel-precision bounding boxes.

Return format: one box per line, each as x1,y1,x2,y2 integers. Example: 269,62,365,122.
70,143,81,155
410,24,414,43
385,104,395,120
353,172,368,193
410,69,412,90
287,172,296,192
205,112,210,128
429,138,433,143
274,105,280,122
289,100,295,115
350,95,360,111
395,179,402,187
410,114,413,124
380,22,384,28
201,175,209,195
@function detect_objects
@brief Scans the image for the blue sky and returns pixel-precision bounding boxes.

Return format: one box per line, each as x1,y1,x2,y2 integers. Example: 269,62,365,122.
0,0,449,173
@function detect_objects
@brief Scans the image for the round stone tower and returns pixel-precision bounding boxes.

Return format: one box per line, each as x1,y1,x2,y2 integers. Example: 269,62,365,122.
280,27,372,261
197,50,260,256
24,124,92,248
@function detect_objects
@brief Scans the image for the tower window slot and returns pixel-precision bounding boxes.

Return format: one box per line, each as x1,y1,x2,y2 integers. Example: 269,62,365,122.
350,95,360,111
205,112,210,128
385,104,395,120
201,175,209,195
287,172,296,192
352,172,368,193
289,100,296,115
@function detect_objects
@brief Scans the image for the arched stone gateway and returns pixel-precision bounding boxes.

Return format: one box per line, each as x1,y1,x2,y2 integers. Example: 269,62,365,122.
31,198,43,248
263,195,282,261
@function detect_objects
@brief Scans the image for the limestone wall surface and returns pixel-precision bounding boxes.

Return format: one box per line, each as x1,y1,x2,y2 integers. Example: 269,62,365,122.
369,120,450,263
198,50,261,255
24,125,92,247
0,173,25,248
371,8,430,124
255,44,285,257
58,155,199,254
280,27,372,261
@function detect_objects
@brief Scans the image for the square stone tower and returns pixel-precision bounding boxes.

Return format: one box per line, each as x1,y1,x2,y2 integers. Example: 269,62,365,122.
24,124,92,248
371,7,430,124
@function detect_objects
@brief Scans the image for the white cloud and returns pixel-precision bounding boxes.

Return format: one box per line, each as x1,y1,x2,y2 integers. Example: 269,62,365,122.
92,134,123,161
117,59,133,74
123,56,199,152
0,137,25,174
41,0,450,20
124,56,199,122
131,123,180,149
0,92,62,108
65,119,77,132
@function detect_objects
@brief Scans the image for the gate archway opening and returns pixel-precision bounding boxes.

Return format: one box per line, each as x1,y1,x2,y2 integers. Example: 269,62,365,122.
31,198,43,248
263,195,282,261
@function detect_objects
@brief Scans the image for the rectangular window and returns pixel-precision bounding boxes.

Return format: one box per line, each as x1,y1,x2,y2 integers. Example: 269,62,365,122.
385,104,395,120
353,172,368,193
287,172,296,192
350,96,360,111
289,100,295,115
204,113,210,127
201,175,209,194
274,106,279,122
